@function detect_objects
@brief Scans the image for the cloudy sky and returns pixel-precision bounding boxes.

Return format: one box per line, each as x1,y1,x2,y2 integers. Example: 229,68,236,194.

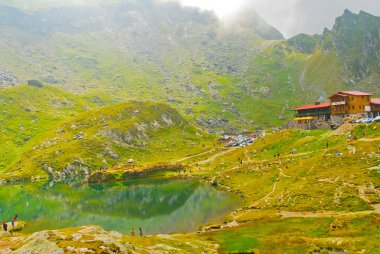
177,0,380,37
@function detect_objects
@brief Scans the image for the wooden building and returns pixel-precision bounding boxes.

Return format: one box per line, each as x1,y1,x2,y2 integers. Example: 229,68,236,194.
293,102,331,119
328,91,372,124
290,90,379,129
290,102,331,130
371,98,380,117
329,91,372,116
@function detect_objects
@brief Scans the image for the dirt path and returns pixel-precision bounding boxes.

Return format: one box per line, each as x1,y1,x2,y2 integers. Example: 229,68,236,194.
0,235,23,254
279,168,291,178
359,137,380,142
284,151,312,158
280,209,379,218
193,148,237,165
372,204,380,213
358,187,373,203
251,182,278,207
174,148,216,163
250,163,291,207
244,150,253,163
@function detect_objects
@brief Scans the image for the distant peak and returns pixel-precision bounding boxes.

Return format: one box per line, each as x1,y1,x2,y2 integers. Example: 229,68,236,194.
358,10,374,18
343,9,354,16
334,9,358,28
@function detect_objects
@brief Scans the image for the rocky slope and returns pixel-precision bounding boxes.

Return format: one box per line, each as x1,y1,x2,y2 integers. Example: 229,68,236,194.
2,100,215,182
0,0,285,131
0,2,380,131
2,123,380,253
0,84,93,175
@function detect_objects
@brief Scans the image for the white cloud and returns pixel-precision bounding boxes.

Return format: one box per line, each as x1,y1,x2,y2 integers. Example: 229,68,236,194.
174,0,380,37
178,0,249,18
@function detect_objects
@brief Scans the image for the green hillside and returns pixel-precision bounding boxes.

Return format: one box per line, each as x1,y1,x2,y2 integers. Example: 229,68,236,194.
3,100,216,181
0,3,379,131
0,1,293,132
4,123,380,253
1,2,380,253
0,84,94,171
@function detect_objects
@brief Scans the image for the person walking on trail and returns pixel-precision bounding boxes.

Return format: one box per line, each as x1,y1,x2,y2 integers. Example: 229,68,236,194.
131,228,136,236
12,214,18,227
139,227,143,237
2,221,7,232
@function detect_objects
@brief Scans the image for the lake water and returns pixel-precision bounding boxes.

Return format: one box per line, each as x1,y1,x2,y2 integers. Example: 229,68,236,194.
0,179,238,235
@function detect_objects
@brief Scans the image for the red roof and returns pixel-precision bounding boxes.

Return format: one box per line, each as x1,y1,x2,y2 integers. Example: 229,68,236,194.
371,98,380,105
328,91,372,99
341,91,372,96
293,102,331,111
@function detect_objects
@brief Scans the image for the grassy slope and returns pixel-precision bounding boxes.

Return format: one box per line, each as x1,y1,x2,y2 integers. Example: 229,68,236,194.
210,214,380,253
204,124,380,212
3,124,380,253
125,122,379,253
193,123,380,253
1,6,380,133
3,101,216,181
0,84,92,170
244,42,308,125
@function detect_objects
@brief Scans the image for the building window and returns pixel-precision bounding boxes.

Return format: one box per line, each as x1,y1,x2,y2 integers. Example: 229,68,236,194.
352,106,355,110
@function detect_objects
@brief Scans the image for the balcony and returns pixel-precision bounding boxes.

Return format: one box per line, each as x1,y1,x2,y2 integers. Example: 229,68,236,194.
332,101,346,106
295,111,331,117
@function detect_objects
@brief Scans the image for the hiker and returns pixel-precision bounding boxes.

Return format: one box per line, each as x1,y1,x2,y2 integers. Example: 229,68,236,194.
139,227,143,237
131,228,135,236
2,221,7,232
12,215,18,227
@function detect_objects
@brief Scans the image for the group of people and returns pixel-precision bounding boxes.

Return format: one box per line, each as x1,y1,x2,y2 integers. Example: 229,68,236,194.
131,227,143,237
2,214,18,233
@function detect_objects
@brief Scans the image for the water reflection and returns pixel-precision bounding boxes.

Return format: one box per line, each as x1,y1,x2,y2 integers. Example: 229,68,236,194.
0,179,238,234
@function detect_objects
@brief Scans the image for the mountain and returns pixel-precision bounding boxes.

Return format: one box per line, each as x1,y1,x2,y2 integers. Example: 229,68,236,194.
0,0,286,132
2,98,215,182
0,84,93,170
0,2,379,132
322,10,380,86
245,9,380,109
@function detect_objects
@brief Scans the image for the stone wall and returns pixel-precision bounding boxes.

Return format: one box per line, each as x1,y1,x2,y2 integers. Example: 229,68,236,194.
287,120,332,130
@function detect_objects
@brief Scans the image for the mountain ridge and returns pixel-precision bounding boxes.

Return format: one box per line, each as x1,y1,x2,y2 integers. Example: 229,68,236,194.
0,3,379,131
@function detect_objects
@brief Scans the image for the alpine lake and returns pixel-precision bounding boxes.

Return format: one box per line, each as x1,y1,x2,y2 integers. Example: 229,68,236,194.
0,178,239,235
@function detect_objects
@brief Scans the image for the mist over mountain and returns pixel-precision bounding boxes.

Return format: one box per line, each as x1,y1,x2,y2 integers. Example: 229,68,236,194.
0,0,379,132
1,2,380,253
